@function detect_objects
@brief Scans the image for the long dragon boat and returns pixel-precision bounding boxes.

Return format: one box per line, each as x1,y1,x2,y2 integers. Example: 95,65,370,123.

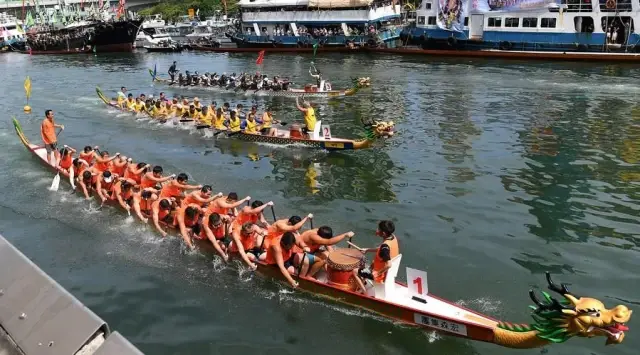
96,87,394,152
148,69,371,98
13,117,633,349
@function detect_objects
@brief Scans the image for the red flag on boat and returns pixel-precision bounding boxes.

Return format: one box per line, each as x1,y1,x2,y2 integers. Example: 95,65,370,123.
256,50,265,65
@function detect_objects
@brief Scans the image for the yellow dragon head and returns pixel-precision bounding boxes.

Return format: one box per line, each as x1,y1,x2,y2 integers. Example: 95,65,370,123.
527,272,631,345
354,77,371,88
363,120,395,139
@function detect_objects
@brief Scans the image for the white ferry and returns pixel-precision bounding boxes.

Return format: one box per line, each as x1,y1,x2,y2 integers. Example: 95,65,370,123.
402,0,639,53
0,12,26,50
135,14,173,47
229,0,403,48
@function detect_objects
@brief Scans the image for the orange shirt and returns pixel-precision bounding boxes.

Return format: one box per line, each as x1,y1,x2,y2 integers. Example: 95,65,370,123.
112,161,126,177
95,160,111,173
230,231,257,253
141,174,158,189
265,241,293,265
79,152,95,166
59,155,73,170
124,165,143,185
372,237,399,283
41,119,56,145
160,181,183,199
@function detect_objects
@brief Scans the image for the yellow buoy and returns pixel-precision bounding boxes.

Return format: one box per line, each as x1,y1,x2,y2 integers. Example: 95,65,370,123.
24,105,32,113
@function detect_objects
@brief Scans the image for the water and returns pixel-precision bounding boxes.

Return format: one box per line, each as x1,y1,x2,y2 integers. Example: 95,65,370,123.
0,51,638,355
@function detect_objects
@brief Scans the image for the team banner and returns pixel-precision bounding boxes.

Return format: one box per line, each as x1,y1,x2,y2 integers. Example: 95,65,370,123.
437,0,561,31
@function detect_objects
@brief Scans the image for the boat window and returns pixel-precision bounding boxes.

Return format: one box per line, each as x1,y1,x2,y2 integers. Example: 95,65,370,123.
541,18,557,28
505,18,520,27
574,16,595,33
417,16,426,25
428,16,437,25
599,0,632,12
559,0,593,12
426,2,432,9
488,17,502,27
522,18,538,27
464,17,469,26
601,16,634,38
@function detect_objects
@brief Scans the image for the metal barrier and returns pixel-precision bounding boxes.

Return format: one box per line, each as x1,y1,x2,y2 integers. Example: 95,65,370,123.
0,234,143,355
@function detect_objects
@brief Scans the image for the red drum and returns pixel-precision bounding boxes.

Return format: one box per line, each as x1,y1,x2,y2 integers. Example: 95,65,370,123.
326,248,365,291
290,124,303,139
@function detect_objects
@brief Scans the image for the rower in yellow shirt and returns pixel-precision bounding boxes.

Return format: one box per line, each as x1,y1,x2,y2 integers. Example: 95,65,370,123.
134,97,146,113
259,107,278,136
125,94,136,111
295,97,316,138
214,108,227,130
228,111,241,132
199,106,213,126
193,97,202,109
243,112,259,134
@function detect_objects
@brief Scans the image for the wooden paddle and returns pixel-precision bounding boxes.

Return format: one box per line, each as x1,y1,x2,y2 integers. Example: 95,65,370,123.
180,119,194,123
48,128,64,191
270,205,276,222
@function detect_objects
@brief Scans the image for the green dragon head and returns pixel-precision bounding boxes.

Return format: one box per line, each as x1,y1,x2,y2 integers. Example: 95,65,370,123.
526,272,631,345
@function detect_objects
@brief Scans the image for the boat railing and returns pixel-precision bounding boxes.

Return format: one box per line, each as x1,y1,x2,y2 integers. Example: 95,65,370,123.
241,34,386,43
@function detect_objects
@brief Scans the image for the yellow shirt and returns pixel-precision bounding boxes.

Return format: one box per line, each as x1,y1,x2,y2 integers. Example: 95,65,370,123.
135,102,146,112
126,99,136,110
304,107,316,131
228,117,241,132
199,112,213,125
245,119,258,134
261,112,272,128
214,114,226,130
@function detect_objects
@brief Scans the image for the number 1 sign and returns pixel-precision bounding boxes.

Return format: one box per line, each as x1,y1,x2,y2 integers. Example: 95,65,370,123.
406,267,428,295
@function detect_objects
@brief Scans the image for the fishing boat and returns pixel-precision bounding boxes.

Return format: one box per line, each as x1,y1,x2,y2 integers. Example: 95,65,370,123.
0,12,26,51
148,69,371,98
397,0,640,61
95,87,394,152
12,117,633,349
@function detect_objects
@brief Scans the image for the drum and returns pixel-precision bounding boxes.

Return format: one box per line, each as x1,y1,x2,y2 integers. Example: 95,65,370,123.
290,124,303,139
326,248,365,291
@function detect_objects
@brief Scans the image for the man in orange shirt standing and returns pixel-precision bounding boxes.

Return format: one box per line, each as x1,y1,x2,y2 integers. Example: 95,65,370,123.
41,109,64,165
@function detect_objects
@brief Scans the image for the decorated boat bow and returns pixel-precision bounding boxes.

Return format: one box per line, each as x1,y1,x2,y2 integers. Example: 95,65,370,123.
493,272,631,348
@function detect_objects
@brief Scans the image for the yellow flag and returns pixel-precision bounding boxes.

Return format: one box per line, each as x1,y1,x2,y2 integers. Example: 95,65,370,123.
24,76,31,100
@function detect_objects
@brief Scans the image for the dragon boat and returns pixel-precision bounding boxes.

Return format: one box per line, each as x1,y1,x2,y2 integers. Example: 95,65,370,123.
96,87,394,152
148,69,371,98
13,117,633,349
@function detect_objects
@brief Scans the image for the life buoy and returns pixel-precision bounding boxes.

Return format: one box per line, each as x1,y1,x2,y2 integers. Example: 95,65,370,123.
499,41,513,50
606,0,616,9
447,37,457,47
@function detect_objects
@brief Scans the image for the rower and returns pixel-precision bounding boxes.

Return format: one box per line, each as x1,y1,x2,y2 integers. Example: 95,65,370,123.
111,155,128,177
183,104,198,119
297,226,355,278
233,200,272,232
199,106,213,126
235,104,245,119
151,197,177,238
141,165,174,189
242,110,260,134
168,61,178,82
206,192,250,218
352,220,399,294
214,108,227,130
57,145,76,173
176,203,204,250
229,222,263,270
259,214,312,260
95,170,116,203
228,111,241,132
193,97,202,109
200,212,232,261
159,92,168,103
159,173,201,203
124,162,150,185
295,97,316,138
260,107,278,136
41,109,64,165
117,87,127,107
309,64,324,91
151,101,167,119
132,188,158,223
94,151,120,173
79,146,97,166
134,97,146,112
111,178,137,212
77,170,97,200
182,185,221,207
70,158,90,187
264,232,301,288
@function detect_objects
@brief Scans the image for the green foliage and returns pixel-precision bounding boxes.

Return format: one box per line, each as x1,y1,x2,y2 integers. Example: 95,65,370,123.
138,0,238,22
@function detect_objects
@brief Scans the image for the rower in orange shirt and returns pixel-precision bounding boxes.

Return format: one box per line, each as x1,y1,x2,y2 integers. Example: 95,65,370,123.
175,203,204,250
132,188,159,223
124,162,151,185
232,200,273,231
296,226,354,278
94,151,120,173
57,145,76,173
182,185,222,207
199,212,232,261
159,173,202,203
111,155,129,177
95,171,117,203
206,192,251,218
258,214,312,260
229,222,264,270
151,197,177,238
79,146,98,166
111,178,138,212
40,109,64,165
264,232,308,288
141,165,174,189
77,170,98,200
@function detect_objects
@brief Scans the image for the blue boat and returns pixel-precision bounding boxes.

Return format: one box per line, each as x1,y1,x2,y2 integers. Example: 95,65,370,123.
400,0,640,53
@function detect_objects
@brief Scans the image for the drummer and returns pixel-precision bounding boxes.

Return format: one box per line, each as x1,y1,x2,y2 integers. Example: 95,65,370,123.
352,220,399,294
296,226,354,278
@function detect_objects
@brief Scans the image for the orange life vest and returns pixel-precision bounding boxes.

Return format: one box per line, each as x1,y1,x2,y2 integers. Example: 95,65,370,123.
140,174,157,189
79,152,94,166
197,221,225,240
372,236,399,283
230,231,256,253
95,160,111,173
265,241,294,265
59,155,73,170
160,182,182,199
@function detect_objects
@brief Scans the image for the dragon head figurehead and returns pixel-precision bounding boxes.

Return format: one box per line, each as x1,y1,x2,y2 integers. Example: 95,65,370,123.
363,120,395,139
528,272,631,346
352,77,371,88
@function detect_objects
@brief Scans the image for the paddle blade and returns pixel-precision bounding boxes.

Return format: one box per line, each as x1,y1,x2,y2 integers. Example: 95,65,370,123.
49,172,60,191
69,167,76,190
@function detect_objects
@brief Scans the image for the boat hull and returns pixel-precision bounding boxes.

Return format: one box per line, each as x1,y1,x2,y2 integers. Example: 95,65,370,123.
96,88,370,151
12,117,498,345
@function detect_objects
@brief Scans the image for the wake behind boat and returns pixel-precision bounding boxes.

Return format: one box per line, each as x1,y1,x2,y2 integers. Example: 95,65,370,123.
96,87,394,151
13,117,632,349
148,67,371,98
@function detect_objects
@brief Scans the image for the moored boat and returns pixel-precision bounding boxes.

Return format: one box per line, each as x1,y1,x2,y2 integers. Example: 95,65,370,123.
12,117,633,349
95,87,394,151
148,68,371,98
144,42,184,53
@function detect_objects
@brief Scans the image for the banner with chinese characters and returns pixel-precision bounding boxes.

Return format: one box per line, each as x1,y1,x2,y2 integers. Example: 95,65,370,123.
471,0,560,12
436,0,468,32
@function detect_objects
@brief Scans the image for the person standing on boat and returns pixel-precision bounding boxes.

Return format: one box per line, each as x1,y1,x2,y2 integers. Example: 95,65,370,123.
41,109,64,165
352,220,399,294
309,63,324,91
295,97,316,137
168,61,178,83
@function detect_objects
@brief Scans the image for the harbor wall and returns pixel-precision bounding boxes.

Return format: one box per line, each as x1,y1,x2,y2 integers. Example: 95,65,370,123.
0,233,143,355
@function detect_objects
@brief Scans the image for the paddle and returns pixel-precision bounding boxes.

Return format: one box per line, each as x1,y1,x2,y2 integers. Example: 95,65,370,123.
180,119,194,123
196,125,211,130
48,129,64,192
270,205,276,222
